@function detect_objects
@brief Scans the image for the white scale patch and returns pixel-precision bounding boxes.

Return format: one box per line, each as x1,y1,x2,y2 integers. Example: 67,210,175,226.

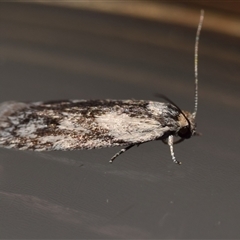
147,102,167,116
96,111,169,142
58,118,89,133
37,135,79,150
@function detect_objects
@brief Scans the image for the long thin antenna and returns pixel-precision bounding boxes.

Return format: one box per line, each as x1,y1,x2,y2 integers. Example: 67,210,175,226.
193,10,204,119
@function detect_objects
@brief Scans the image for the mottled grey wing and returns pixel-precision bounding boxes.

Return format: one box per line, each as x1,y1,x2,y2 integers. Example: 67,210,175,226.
0,100,172,151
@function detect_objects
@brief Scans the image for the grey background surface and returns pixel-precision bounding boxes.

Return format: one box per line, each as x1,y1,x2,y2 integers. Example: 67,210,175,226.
0,3,240,239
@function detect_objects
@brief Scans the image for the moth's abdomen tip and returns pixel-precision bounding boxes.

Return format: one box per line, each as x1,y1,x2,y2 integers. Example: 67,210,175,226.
109,160,113,163
177,161,182,165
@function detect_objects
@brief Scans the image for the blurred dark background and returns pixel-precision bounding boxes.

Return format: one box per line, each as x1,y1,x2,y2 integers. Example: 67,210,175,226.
0,2,240,239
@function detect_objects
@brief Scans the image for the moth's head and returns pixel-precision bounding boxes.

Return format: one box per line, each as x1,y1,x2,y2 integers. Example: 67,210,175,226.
177,111,197,139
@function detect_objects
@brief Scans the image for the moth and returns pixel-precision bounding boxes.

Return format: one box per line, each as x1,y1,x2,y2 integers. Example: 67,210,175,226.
0,11,204,165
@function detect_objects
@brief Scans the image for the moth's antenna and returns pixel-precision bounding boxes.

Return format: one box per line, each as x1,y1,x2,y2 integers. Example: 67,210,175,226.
193,10,204,119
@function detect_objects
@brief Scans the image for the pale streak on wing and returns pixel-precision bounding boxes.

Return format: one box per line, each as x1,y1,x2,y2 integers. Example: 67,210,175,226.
96,112,168,142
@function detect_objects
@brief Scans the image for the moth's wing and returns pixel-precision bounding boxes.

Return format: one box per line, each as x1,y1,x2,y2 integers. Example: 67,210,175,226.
0,100,174,151
94,111,170,144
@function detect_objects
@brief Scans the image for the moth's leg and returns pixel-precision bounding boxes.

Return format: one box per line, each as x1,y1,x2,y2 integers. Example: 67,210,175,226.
162,138,185,145
109,144,135,163
167,135,182,165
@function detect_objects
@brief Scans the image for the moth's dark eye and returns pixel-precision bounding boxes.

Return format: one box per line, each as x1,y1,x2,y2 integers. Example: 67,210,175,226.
178,126,192,139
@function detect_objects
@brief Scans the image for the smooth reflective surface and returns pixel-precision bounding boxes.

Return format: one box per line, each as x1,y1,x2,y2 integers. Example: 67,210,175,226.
0,3,240,239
